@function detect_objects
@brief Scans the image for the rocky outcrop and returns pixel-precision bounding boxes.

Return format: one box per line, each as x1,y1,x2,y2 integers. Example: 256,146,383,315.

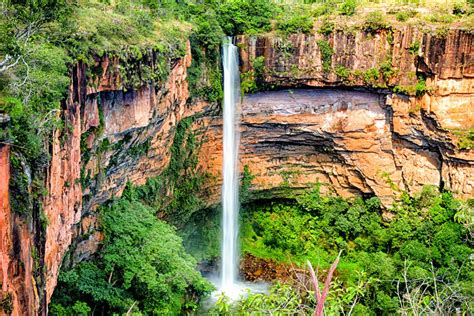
199,89,473,206
42,67,83,308
2,41,214,314
237,29,473,132
229,28,473,201
68,43,218,270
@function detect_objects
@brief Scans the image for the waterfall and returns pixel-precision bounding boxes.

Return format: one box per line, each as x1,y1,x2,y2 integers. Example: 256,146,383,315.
221,37,240,295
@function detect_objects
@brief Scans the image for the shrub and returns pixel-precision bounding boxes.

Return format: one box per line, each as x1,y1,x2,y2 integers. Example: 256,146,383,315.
379,58,395,81
335,65,350,80
240,56,265,94
428,12,455,23
277,14,314,34
241,71,258,94
317,40,333,72
456,129,474,150
340,0,357,16
363,68,380,84
408,40,420,55
318,19,335,36
415,77,427,96
191,11,225,51
395,10,417,22
312,3,334,17
453,2,468,15
363,11,388,33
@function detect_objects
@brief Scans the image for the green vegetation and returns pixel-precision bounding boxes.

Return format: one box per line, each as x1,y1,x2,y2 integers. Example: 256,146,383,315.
395,9,418,22
318,19,335,36
125,117,208,226
53,115,213,313
409,40,421,55
232,185,473,314
212,283,317,314
363,11,389,33
50,199,213,315
277,14,314,34
363,67,380,85
240,165,255,203
394,76,428,96
335,65,351,80
240,56,265,94
452,128,474,150
217,0,277,35
317,40,333,72
0,293,13,314
339,0,357,16
379,57,396,81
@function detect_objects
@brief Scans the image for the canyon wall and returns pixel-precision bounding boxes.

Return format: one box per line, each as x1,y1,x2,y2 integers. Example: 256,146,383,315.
200,89,473,207
1,27,473,315
223,29,473,202
1,145,40,315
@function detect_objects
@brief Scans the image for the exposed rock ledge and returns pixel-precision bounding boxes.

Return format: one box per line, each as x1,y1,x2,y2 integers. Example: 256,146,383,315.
199,89,473,207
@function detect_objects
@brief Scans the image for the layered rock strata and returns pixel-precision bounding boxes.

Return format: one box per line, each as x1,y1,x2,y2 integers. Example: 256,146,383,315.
232,28,473,200
199,89,473,207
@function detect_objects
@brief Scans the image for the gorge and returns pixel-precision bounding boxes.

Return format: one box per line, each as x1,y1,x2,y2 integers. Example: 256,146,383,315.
0,1,473,314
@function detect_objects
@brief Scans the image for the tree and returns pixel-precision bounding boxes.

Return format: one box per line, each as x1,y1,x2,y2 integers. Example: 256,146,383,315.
51,199,213,314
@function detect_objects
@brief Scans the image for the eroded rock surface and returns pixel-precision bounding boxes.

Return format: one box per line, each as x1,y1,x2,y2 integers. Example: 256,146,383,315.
199,89,473,207
0,146,39,316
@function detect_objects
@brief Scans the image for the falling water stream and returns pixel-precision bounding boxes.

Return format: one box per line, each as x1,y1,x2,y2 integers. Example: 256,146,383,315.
201,38,267,307
220,37,241,297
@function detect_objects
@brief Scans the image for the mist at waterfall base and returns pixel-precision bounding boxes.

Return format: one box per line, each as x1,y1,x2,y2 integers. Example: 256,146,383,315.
203,38,268,304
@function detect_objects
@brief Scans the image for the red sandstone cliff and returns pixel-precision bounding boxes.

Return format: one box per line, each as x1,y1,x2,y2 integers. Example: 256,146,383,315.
1,146,39,315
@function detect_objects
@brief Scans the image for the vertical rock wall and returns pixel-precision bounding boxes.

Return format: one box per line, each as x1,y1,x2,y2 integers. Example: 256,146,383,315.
1,145,39,315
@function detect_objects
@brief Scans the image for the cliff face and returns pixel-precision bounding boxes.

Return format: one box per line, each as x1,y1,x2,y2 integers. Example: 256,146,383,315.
1,42,217,314
200,89,472,207
1,145,37,315
2,27,473,315
218,29,473,203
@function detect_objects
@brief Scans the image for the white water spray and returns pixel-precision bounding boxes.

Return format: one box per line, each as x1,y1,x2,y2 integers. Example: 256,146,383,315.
221,37,240,296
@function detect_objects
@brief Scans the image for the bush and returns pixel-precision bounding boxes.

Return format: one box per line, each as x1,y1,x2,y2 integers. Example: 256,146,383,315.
191,11,225,51
429,12,455,23
395,10,417,22
456,129,474,150
363,67,380,84
335,65,350,80
317,39,333,72
277,14,314,34
379,58,395,81
415,77,428,96
318,19,335,36
340,0,357,16
408,40,420,55
312,3,334,17
363,11,388,33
